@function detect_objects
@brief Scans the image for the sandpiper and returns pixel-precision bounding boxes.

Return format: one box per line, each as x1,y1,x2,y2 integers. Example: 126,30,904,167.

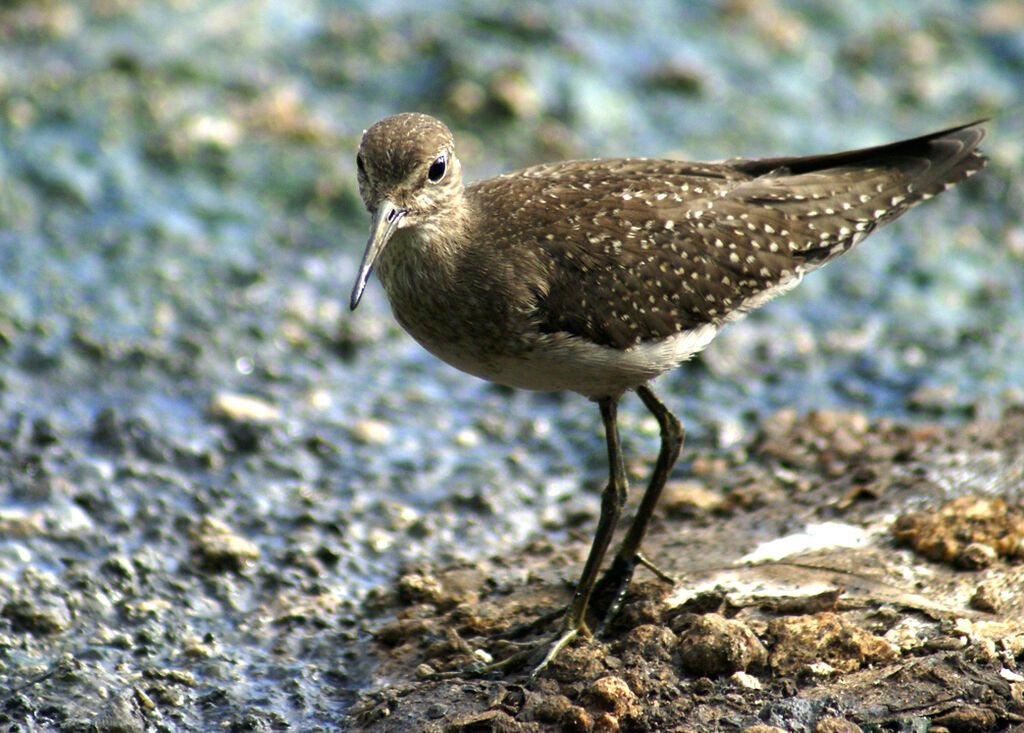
349,113,986,673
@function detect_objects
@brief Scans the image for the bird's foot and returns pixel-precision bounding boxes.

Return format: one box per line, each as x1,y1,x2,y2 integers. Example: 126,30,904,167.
430,622,589,680
432,553,675,680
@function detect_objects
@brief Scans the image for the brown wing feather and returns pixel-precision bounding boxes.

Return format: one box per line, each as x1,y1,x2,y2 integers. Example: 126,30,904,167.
468,122,986,351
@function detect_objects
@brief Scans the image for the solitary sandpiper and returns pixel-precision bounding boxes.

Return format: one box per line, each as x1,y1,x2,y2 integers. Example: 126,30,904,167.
349,113,986,674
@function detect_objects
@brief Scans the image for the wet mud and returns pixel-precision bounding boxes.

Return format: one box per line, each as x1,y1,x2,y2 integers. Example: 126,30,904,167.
350,407,1024,732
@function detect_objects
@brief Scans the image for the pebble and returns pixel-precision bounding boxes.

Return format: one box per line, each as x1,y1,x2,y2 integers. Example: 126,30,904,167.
767,612,897,675
91,689,146,733
350,418,393,445
661,481,725,516
189,516,260,573
893,496,1024,566
969,582,1001,613
584,676,636,717
813,717,863,733
678,613,767,675
2,595,72,634
207,392,281,422
730,670,762,690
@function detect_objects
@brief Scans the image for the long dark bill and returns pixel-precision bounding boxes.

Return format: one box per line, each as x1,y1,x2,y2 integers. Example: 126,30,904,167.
350,199,405,310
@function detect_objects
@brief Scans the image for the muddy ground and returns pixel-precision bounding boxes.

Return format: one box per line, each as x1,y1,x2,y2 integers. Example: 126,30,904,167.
349,406,1024,732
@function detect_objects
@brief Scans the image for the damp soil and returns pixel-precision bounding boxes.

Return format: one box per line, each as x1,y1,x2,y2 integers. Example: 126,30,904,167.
349,406,1024,732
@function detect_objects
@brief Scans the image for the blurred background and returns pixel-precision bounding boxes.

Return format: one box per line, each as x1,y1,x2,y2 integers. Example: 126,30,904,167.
0,0,1021,728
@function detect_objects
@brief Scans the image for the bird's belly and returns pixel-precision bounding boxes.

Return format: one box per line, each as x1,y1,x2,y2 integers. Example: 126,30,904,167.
411,323,720,399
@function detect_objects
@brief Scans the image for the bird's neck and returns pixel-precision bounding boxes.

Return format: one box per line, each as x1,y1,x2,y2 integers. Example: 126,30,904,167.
376,197,475,308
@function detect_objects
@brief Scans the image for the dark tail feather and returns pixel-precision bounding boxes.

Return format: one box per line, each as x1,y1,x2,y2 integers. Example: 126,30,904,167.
728,120,988,195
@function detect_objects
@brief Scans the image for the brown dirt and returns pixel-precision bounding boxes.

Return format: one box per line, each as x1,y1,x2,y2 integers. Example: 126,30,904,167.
348,406,1024,732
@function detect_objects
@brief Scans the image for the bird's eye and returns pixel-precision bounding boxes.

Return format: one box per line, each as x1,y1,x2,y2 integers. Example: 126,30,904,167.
427,155,447,183
356,154,366,176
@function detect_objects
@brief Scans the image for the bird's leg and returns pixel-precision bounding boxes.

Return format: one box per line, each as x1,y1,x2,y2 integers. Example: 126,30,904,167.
587,384,683,633
529,395,628,676
454,390,676,678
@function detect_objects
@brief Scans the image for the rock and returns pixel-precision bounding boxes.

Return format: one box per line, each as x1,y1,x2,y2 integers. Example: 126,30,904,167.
349,418,393,445
678,613,767,675
583,676,636,717
662,481,725,517
208,392,281,422
931,704,997,732
593,712,621,732
893,496,1024,565
189,516,260,573
970,582,1001,613
92,689,146,733
959,542,998,570
559,704,593,733
767,612,897,676
613,623,678,664
397,572,447,605
730,670,763,689
814,717,863,733
2,595,72,634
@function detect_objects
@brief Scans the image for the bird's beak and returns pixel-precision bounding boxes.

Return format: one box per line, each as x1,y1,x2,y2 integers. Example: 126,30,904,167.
350,198,405,310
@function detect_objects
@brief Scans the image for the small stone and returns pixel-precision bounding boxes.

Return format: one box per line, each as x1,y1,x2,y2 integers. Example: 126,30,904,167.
2,596,72,634
614,624,678,664
190,516,260,573
767,612,896,676
366,528,394,553
425,702,448,719
906,383,959,413
662,481,724,516
730,670,762,689
813,717,863,733
957,541,998,569
0,507,47,537
584,676,636,717
530,694,575,724
593,712,621,733
805,661,836,677
350,418,392,445
678,613,767,675
307,388,332,410
1000,668,1024,682
560,704,593,733
92,689,145,733
966,639,999,665
894,496,1024,566
181,634,217,659
969,582,1001,613
931,705,997,732
208,392,280,422
397,573,445,605
454,428,481,447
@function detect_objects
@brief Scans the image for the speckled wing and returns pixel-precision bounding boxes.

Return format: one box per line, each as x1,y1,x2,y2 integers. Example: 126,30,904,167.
487,122,986,351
